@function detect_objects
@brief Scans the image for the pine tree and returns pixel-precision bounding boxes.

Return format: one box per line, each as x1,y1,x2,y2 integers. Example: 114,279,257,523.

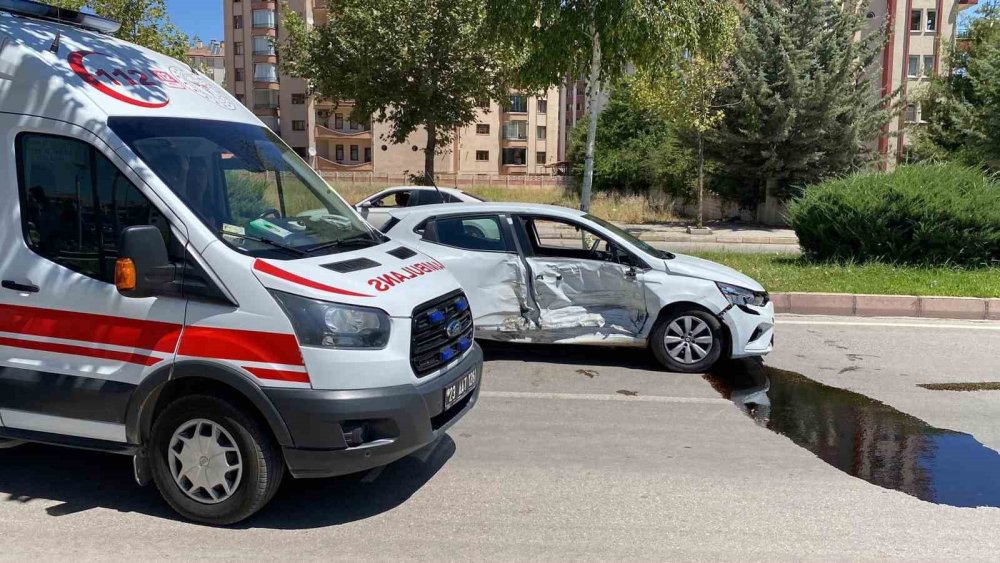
710,0,893,206
915,2,1000,172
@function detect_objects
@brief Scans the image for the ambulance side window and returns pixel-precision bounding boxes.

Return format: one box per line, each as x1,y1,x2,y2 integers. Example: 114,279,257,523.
16,133,176,284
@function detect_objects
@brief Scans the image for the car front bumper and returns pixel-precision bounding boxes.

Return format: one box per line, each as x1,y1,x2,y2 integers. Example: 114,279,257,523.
264,344,483,478
723,302,775,358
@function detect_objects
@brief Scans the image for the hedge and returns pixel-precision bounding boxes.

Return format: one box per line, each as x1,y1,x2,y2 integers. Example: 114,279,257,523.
787,164,1000,266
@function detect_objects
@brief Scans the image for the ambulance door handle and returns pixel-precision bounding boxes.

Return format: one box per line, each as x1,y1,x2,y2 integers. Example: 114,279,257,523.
2,280,39,293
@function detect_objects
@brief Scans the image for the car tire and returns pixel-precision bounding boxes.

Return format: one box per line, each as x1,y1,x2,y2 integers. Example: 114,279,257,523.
149,395,284,525
650,309,724,373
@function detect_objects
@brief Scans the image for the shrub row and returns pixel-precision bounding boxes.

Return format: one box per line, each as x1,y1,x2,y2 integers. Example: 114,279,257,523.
787,164,1000,266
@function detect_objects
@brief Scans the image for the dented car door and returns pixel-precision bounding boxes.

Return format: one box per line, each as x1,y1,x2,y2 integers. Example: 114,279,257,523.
515,216,647,341
412,213,534,333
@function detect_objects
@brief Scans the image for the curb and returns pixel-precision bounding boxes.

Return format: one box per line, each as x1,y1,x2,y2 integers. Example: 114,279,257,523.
773,292,1000,321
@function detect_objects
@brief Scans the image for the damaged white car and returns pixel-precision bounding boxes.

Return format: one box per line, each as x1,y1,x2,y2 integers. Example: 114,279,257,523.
381,203,774,373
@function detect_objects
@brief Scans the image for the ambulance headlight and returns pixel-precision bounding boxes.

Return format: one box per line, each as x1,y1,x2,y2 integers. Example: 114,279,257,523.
270,290,390,349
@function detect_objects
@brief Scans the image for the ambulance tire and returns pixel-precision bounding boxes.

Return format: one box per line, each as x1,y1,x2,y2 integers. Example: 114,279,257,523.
650,309,723,373
150,395,285,525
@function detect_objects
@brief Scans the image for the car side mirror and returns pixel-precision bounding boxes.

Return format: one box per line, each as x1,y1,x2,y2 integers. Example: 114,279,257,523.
116,225,176,298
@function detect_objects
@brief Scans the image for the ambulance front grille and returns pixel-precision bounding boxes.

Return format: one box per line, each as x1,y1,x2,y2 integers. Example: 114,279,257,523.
410,290,474,377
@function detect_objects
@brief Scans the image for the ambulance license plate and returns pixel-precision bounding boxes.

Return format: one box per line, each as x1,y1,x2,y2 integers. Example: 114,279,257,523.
444,369,478,411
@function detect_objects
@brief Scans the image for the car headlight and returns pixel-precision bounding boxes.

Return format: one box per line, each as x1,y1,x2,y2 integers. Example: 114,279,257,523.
716,282,769,307
270,290,390,349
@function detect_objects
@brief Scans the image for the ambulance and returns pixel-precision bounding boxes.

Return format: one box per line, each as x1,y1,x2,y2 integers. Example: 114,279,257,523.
0,0,481,524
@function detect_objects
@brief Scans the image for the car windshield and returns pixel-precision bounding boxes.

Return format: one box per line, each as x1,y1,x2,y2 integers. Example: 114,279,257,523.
584,214,674,260
109,117,383,258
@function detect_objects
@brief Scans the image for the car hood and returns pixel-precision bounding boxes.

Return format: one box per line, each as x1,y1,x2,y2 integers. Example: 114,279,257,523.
250,242,463,317
664,253,765,292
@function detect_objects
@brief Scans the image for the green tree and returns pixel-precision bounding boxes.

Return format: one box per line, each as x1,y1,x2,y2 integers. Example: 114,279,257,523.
632,5,737,228
914,2,1000,171
487,0,733,213
710,0,893,213
281,0,520,183
50,0,189,60
565,83,695,196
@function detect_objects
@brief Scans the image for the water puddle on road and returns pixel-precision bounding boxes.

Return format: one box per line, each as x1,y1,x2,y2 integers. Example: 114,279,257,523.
706,361,1000,508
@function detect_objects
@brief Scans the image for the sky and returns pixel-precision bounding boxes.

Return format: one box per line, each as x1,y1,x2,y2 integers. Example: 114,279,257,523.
167,0,223,43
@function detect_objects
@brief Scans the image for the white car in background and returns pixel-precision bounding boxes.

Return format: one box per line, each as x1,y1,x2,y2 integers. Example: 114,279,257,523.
356,186,484,229
381,203,775,373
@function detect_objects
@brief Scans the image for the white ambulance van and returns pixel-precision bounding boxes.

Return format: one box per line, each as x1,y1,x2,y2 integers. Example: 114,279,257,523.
0,0,481,524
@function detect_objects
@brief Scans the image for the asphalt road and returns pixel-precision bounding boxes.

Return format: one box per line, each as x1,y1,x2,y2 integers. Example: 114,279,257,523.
2,315,1000,560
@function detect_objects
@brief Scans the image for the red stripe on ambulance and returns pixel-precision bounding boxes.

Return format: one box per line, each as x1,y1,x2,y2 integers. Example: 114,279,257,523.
0,304,181,352
253,259,373,297
177,326,304,367
0,335,161,366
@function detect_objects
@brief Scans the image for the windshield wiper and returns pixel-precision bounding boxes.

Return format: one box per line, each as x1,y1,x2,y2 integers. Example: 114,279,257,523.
304,232,383,254
222,232,309,257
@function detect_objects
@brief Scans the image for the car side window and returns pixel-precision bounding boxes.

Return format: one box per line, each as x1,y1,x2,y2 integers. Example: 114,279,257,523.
371,190,411,208
17,133,176,284
425,215,508,252
523,217,639,266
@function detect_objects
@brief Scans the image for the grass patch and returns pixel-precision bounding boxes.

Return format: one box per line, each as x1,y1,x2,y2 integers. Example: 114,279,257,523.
328,183,678,224
689,252,1000,298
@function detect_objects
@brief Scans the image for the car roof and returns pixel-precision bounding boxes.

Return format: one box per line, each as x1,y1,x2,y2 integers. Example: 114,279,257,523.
379,186,464,193
385,202,587,221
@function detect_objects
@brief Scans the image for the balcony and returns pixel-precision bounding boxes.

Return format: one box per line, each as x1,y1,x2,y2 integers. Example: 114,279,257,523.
315,155,373,172
315,123,372,139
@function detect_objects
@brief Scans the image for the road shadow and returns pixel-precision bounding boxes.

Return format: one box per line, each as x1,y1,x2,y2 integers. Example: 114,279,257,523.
0,434,455,529
480,340,662,370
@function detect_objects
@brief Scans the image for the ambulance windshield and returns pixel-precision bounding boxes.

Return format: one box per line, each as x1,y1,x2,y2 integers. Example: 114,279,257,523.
109,117,384,258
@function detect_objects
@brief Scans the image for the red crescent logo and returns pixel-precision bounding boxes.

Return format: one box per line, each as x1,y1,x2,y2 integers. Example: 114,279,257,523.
68,50,170,109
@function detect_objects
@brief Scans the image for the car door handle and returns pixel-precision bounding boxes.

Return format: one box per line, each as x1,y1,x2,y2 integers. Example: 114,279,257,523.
2,280,39,293
535,274,562,281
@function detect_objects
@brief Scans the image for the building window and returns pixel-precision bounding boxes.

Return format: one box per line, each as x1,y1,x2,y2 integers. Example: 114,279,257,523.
233,15,243,29
502,147,526,165
253,63,277,82
253,88,279,108
334,113,344,129
349,145,358,160
292,120,306,131
537,99,547,113
293,147,307,158
905,103,918,123
477,98,490,109
909,9,921,31
364,147,372,162
923,55,935,76
291,93,305,104
252,9,276,29
536,151,546,164
350,118,359,130
508,94,528,113
252,35,274,56
504,120,527,140
233,41,243,55
476,150,489,161
476,123,490,135
234,68,244,82
908,55,919,77
926,10,937,32
335,144,344,161
536,125,546,140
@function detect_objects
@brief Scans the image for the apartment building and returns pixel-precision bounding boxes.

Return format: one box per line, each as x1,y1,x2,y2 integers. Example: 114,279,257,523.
223,0,575,176
872,0,979,162
187,39,226,86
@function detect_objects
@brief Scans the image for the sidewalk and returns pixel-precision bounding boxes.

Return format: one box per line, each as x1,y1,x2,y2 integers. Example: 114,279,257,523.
539,221,801,254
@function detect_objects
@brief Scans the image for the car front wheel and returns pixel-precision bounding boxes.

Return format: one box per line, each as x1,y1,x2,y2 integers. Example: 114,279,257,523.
651,309,724,373
149,395,284,525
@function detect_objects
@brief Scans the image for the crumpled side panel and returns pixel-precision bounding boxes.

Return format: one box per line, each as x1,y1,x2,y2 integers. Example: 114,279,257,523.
527,258,646,334
466,254,532,333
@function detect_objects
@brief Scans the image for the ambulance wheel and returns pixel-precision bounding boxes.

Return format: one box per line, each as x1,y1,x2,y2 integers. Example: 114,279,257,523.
651,309,723,373
150,395,284,525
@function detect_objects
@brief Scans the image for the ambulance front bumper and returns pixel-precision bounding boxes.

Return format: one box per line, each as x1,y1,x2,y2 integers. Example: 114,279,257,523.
263,344,483,478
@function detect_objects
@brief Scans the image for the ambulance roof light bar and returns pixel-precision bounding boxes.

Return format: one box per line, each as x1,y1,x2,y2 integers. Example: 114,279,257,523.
0,0,121,34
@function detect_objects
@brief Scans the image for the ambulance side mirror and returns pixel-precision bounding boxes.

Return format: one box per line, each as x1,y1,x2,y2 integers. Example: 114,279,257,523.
116,225,176,298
